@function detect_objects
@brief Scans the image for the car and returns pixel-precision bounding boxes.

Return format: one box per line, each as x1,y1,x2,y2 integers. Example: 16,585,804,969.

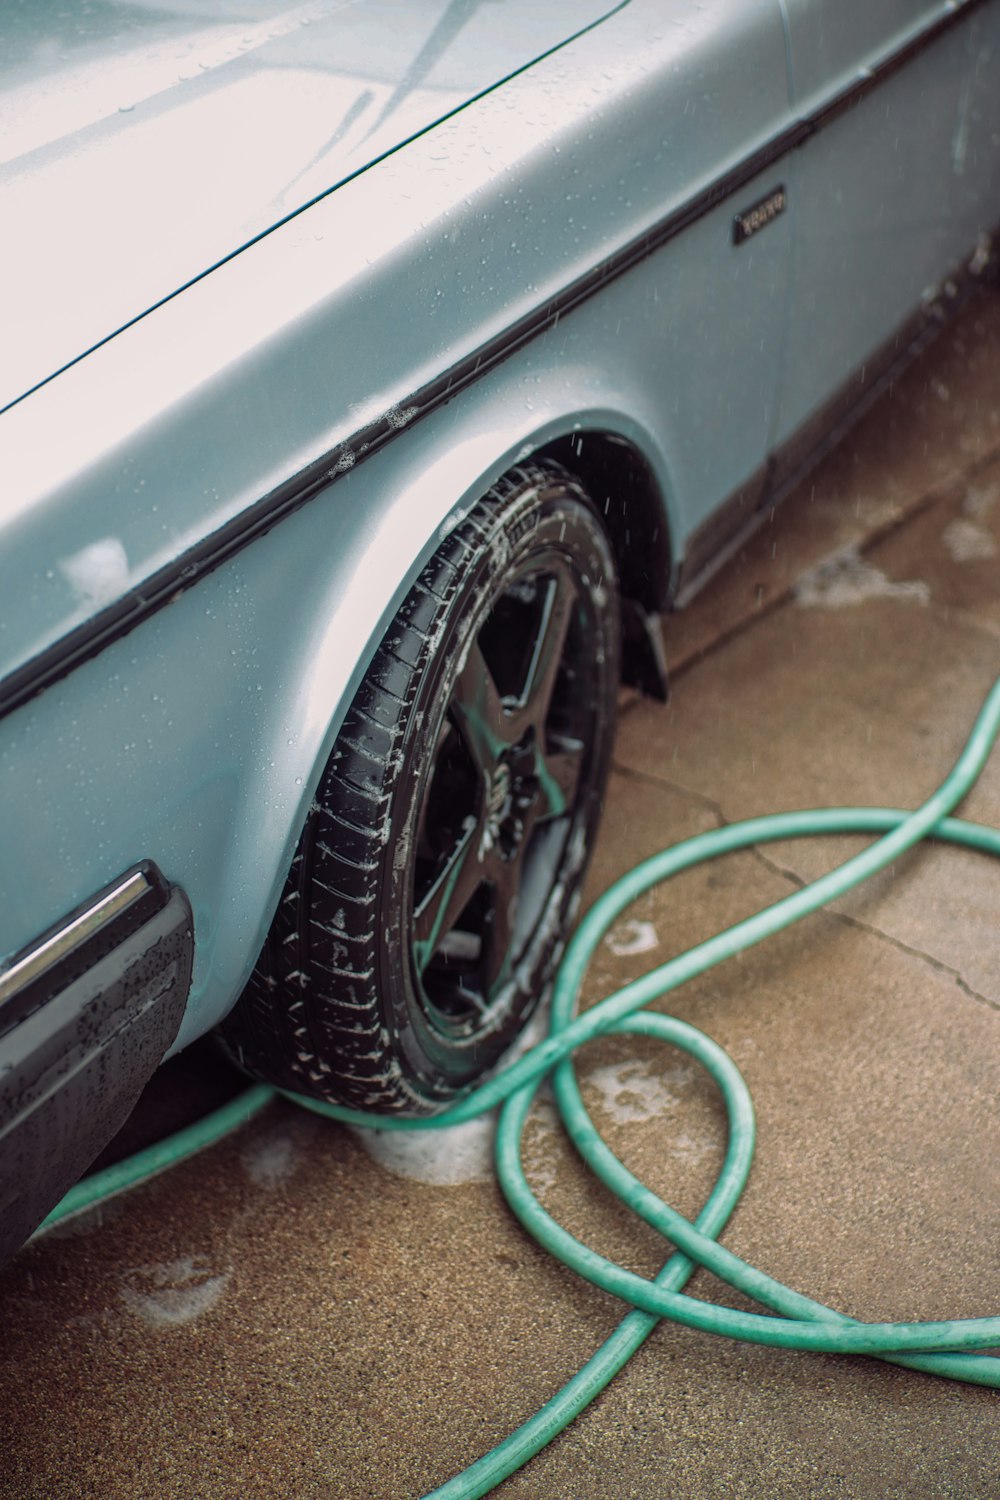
1,0,998,1261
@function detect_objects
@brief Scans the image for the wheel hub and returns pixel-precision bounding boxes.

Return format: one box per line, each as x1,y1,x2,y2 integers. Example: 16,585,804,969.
483,731,540,861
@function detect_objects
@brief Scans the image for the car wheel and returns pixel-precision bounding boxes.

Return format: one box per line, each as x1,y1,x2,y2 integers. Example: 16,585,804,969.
222,463,620,1113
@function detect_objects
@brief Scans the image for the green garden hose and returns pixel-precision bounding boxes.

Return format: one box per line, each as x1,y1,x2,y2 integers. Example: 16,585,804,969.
40,675,1000,1499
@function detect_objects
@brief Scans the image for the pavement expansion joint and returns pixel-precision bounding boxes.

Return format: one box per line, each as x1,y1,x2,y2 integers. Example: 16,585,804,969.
749,845,1000,1017
609,759,729,825
669,585,790,682
608,760,1000,1017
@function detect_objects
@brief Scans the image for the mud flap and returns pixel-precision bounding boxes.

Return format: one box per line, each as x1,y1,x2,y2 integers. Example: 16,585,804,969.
620,598,669,702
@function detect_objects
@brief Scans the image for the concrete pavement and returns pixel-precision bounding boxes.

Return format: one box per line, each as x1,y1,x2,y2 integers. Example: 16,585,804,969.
2,291,999,1500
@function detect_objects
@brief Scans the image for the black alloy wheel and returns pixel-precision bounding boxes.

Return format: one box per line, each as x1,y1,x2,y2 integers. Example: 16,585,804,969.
222,463,620,1113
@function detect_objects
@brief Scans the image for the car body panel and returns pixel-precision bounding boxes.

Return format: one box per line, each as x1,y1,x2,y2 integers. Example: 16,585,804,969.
0,154,792,1050
0,0,625,411
0,0,792,696
779,0,955,101
0,0,998,1234
774,0,1000,446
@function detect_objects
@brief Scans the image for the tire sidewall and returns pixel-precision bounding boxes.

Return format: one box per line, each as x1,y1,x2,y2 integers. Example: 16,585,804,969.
377,470,620,1097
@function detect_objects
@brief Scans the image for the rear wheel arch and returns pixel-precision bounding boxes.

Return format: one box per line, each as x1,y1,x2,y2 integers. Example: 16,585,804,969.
534,430,673,613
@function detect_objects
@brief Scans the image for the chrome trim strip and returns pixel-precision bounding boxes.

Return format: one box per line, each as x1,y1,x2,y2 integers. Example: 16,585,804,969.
0,868,150,1009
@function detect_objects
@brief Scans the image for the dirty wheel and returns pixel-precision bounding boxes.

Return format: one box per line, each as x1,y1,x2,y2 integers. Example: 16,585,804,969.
222,463,620,1112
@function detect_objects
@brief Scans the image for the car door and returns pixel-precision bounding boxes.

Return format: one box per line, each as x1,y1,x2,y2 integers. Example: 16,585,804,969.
626,0,796,592
773,0,1000,454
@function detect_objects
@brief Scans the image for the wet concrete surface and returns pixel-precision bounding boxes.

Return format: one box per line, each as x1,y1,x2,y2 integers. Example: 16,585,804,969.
3,291,1000,1499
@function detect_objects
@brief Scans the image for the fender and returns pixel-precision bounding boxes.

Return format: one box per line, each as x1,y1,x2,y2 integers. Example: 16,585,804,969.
0,335,682,1050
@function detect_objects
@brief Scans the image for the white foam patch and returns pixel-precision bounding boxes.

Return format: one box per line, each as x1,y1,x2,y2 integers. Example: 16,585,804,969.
794,545,930,609
120,1257,229,1327
520,1093,561,1194
58,536,129,608
942,518,997,562
962,481,999,519
351,1005,554,1186
350,1115,496,1185
605,919,659,957
583,1058,680,1125
241,1128,298,1188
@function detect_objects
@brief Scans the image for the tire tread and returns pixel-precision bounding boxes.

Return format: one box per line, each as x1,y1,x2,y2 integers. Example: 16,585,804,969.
221,463,617,1112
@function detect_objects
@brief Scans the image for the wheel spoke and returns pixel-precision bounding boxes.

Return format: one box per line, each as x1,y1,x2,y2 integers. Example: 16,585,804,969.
535,737,585,820
450,640,512,774
482,854,519,996
413,819,486,974
414,719,461,859
516,568,575,735
410,508,609,1037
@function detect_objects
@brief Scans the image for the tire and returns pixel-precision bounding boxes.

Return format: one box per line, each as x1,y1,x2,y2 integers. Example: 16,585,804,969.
222,463,620,1113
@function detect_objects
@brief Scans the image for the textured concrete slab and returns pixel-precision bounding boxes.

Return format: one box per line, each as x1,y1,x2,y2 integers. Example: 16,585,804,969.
2,290,1000,1500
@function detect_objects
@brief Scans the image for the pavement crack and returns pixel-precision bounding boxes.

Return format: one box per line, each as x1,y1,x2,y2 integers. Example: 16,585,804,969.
745,843,806,890
668,590,790,682
609,759,728,825
610,768,1000,1016
822,905,999,1014
750,845,1000,1015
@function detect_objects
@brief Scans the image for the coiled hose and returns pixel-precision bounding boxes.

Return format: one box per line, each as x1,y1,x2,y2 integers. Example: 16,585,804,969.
41,675,1000,1499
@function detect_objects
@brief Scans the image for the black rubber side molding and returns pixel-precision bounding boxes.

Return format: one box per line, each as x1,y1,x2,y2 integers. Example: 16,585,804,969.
0,863,193,1261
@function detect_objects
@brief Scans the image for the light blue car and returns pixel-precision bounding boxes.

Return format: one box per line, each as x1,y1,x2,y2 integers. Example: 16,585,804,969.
1,0,997,1258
